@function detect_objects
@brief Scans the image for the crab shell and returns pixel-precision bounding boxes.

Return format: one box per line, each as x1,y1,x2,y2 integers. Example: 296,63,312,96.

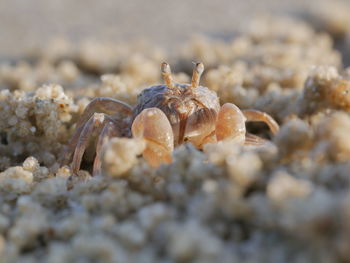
132,83,220,148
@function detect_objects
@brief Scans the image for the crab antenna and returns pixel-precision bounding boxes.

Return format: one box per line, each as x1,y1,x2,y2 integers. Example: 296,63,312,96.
190,62,204,88
161,62,174,89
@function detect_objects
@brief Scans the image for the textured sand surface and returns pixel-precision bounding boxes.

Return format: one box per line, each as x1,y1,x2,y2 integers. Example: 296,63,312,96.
1,1,350,263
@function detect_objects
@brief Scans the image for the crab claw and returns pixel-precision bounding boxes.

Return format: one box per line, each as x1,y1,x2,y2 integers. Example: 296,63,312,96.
132,107,174,167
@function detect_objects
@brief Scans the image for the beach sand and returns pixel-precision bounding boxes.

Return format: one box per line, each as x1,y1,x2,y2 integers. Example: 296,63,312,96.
1,1,350,262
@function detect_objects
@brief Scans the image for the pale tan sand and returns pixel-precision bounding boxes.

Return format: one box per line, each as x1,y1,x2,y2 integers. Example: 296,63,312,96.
1,3,350,262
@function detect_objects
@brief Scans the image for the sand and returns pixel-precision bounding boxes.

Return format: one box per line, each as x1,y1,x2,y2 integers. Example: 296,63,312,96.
1,1,350,262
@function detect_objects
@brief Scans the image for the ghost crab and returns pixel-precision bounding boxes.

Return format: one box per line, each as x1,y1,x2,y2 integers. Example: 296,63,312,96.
63,62,279,176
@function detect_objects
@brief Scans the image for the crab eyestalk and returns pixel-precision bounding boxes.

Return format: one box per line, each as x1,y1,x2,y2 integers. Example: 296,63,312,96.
161,62,174,89
190,62,204,88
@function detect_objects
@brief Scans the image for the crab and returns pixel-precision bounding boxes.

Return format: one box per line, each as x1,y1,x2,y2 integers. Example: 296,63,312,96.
62,62,279,176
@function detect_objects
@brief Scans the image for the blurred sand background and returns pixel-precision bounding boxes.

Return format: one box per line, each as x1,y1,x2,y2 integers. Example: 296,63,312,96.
0,0,326,57
3,1,350,262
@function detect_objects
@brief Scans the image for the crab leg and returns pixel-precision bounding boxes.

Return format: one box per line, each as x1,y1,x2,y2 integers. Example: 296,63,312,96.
242,110,279,134
215,103,246,144
245,133,268,146
75,97,132,131
60,98,132,165
92,121,120,176
131,108,174,167
71,113,115,174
